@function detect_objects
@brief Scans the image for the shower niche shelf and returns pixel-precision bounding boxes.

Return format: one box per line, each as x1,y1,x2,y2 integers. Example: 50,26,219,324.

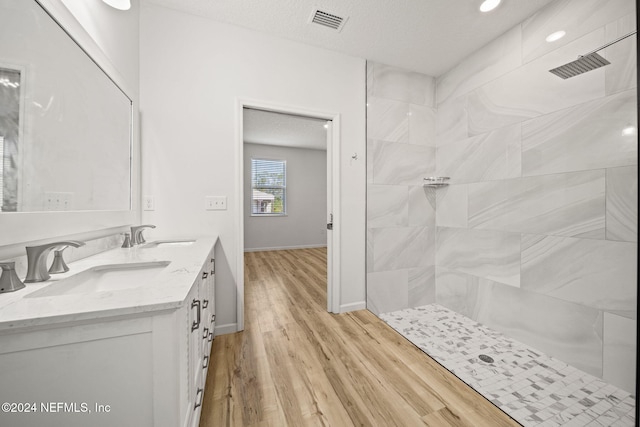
423,177,450,187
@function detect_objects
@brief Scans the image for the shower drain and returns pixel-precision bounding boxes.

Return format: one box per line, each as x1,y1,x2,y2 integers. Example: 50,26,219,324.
478,354,494,363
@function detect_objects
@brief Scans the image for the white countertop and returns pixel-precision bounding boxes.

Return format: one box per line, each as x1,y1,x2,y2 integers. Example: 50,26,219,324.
0,237,217,333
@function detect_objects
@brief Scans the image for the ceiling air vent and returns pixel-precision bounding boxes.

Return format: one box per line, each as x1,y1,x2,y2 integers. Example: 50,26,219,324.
309,9,348,32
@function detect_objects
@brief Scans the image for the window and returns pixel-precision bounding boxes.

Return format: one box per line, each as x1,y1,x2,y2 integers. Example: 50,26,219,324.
251,158,286,216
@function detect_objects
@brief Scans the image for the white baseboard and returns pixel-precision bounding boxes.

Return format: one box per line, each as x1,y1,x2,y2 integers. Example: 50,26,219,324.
244,244,327,252
213,323,238,336
340,301,366,313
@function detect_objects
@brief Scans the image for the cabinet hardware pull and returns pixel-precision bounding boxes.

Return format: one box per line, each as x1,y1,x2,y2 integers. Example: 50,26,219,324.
211,314,216,323
203,355,209,369
208,332,213,342
210,270,214,276
202,271,208,279
191,299,201,331
211,259,215,274
203,327,209,339
194,388,203,410
202,299,209,309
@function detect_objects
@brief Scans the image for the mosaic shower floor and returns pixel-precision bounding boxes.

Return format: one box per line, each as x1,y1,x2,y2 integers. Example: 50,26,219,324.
380,304,636,427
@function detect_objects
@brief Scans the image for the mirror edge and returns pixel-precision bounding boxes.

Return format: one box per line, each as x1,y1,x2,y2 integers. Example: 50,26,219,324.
0,0,140,250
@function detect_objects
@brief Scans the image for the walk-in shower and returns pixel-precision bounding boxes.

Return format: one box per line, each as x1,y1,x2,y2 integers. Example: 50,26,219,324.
366,0,637,425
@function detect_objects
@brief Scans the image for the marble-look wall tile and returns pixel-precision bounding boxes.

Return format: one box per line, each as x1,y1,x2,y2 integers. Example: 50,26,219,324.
435,95,467,146
366,61,374,100
522,89,637,176
467,29,606,136
372,226,434,272
408,185,436,227
436,227,520,287
436,26,522,105
366,228,374,274
603,313,637,393
436,267,604,377
408,265,435,307
435,184,467,228
368,62,435,106
435,267,484,318
367,184,408,228
366,139,374,184
468,170,606,239
437,124,522,184
606,165,638,242
521,234,637,318
521,0,634,64
371,140,435,185
605,14,638,96
366,62,440,317
409,104,436,146
367,97,409,143
367,269,408,315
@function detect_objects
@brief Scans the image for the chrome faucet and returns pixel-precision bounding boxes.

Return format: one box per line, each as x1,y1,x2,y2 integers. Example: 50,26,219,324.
24,241,85,283
130,225,156,245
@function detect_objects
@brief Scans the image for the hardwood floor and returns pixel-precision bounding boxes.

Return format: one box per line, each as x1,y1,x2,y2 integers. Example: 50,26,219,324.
199,248,520,427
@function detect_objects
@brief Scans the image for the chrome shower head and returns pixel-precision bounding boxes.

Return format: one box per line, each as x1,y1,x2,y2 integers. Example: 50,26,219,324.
549,52,611,79
549,30,636,79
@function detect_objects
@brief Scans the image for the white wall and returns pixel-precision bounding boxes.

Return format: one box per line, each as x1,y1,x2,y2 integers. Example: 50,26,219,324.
140,3,367,332
244,143,327,251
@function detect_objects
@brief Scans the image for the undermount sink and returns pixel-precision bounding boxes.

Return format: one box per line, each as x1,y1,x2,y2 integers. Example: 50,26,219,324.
26,261,171,298
142,240,195,248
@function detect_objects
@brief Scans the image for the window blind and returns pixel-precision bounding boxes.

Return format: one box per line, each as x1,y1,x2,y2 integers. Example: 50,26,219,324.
251,158,286,215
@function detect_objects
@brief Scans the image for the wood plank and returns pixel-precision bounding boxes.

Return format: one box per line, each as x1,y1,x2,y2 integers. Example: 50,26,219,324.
200,248,520,427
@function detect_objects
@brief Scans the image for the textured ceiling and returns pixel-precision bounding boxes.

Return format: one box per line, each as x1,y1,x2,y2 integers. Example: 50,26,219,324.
144,0,555,76
243,109,328,150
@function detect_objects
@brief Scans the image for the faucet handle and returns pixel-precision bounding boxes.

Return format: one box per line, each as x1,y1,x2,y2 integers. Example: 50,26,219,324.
48,248,71,274
0,262,26,294
121,233,133,248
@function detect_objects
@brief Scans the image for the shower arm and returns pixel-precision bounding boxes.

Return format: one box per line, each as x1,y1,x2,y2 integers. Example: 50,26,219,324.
581,31,637,57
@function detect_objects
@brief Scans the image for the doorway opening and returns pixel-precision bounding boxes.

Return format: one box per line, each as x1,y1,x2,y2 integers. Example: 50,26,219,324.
236,101,341,331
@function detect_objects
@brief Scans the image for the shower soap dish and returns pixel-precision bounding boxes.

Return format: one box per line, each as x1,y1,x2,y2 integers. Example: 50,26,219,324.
423,177,450,187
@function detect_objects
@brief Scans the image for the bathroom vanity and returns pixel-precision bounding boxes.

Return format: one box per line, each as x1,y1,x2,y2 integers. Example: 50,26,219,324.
0,237,217,427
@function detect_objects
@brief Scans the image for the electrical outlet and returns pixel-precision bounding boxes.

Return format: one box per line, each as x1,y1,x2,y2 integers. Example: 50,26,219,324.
44,192,74,211
143,196,155,211
205,196,227,211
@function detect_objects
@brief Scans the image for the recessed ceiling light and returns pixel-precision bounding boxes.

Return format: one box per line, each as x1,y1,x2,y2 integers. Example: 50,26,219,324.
480,0,501,12
621,125,637,136
546,30,566,42
102,0,131,10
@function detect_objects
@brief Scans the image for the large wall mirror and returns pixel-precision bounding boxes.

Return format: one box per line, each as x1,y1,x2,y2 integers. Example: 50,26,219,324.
0,0,132,214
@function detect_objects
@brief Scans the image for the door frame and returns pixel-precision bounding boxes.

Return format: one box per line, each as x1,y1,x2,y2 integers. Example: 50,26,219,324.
235,98,341,331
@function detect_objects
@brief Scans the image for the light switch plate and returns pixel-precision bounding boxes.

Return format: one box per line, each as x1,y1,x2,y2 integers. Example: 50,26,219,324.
205,196,227,211
143,196,155,211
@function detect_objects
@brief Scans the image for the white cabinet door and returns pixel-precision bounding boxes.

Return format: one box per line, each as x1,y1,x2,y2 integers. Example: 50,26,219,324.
0,318,154,427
